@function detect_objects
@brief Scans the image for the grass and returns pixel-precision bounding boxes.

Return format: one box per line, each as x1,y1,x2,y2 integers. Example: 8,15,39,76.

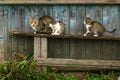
0,53,120,80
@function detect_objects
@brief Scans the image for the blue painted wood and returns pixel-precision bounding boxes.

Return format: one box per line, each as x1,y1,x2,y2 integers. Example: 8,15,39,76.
86,6,95,20
53,6,70,58
69,6,77,34
94,6,103,60
0,5,120,60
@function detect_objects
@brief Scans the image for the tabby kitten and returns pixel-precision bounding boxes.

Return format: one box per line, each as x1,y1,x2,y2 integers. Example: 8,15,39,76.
49,21,65,35
28,15,53,34
84,17,116,37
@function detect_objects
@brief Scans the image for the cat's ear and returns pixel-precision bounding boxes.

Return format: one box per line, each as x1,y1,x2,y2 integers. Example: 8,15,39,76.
28,17,32,21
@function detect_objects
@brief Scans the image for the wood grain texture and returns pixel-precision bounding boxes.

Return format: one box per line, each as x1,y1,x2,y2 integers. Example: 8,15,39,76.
48,38,54,58
53,38,70,58
69,6,77,34
41,38,47,58
37,58,120,71
0,0,120,4
1,5,120,61
102,40,112,60
70,39,86,59
34,37,41,59
9,31,120,40
112,41,119,60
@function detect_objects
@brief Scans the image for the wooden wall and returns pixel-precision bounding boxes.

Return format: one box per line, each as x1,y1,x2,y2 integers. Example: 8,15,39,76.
0,5,120,60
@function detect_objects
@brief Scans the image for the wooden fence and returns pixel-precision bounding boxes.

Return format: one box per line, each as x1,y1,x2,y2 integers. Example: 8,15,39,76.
10,31,120,70
1,0,120,70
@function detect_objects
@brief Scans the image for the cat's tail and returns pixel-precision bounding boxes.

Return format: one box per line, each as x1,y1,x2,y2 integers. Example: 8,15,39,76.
105,26,116,33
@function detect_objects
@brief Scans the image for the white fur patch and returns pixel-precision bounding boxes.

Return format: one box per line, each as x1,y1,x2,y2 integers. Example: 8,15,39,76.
85,24,91,32
32,26,36,31
84,24,91,36
49,22,61,35
93,34,98,37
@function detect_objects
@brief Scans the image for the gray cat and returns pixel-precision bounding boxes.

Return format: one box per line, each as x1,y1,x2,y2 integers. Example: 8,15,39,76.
84,17,116,37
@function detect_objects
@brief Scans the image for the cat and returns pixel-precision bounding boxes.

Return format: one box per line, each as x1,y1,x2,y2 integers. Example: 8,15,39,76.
28,15,53,34
84,17,116,37
49,20,65,35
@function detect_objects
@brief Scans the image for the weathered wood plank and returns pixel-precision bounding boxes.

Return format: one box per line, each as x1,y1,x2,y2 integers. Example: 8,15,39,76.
48,38,54,58
103,6,113,36
0,39,4,60
16,6,26,54
69,6,77,34
78,6,86,34
24,6,32,55
85,40,94,59
0,0,120,4
53,38,70,58
0,7,4,35
34,37,41,59
70,39,86,59
116,6,120,35
3,6,12,60
70,39,80,59
0,7,4,60
9,31,120,40
102,40,112,60
37,58,120,71
41,38,47,58
111,6,118,36
91,40,103,60
86,6,95,19
112,41,120,60
94,6,103,23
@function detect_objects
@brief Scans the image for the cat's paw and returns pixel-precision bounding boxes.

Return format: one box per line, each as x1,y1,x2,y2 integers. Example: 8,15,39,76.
84,34,87,36
93,34,98,37
51,33,60,35
34,32,37,34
